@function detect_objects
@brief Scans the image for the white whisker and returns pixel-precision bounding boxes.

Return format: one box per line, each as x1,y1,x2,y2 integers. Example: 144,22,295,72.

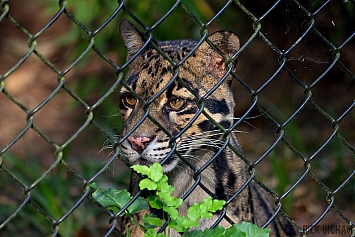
232,130,255,136
179,142,223,150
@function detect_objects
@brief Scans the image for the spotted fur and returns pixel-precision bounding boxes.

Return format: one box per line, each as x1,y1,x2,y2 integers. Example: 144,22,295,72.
118,19,297,237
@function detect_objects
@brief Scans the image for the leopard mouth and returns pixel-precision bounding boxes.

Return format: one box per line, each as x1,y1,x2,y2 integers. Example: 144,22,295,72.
137,153,179,173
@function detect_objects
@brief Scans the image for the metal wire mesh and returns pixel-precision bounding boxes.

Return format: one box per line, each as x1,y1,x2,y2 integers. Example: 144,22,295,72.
1,0,355,236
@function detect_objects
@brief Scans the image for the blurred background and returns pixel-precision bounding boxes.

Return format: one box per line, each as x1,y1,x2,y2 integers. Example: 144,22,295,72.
0,0,354,236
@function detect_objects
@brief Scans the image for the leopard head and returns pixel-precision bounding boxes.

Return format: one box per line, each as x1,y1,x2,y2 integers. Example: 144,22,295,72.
118,19,240,173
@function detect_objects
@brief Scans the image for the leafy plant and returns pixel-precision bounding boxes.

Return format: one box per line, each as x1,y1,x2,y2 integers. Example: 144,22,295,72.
91,163,269,237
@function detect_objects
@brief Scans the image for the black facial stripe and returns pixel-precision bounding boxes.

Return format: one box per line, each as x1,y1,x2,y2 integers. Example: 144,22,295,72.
132,79,137,91
205,98,229,115
127,73,138,85
166,80,175,99
219,120,231,129
119,102,128,111
197,120,215,132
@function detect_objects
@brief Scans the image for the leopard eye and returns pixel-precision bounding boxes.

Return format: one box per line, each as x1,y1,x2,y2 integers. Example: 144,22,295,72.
168,98,186,110
122,95,137,107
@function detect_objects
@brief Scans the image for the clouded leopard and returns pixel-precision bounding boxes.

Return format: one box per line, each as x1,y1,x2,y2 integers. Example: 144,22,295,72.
118,19,297,237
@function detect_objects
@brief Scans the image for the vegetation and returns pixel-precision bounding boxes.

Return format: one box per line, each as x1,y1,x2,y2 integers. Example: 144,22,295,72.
91,163,270,237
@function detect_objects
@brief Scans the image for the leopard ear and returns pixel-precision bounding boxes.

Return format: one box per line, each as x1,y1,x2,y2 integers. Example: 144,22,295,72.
120,19,146,60
196,31,240,82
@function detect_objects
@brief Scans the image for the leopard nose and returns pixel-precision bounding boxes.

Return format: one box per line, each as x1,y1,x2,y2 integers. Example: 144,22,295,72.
127,135,156,153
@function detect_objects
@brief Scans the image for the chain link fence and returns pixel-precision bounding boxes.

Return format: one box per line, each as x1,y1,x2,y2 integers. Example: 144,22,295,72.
1,0,355,236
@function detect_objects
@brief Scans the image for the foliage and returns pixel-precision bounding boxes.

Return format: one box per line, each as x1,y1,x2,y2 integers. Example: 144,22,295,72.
91,163,269,237
0,152,102,236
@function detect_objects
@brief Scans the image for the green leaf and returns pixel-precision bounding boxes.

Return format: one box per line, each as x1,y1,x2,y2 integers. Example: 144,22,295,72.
149,163,163,182
184,230,205,237
230,222,269,237
202,197,213,210
187,197,225,221
142,214,163,228
156,192,174,204
89,182,98,189
204,225,226,237
91,184,129,207
91,185,129,209
168,220,186,233
144,228,158,237
200,211,213,219
156,175,169,186
157,179,174,194
184,225,245,237
132,165,151,176
187,203,202,221
90,183,147,215
163,206,179,219
160,194,183,209
148,196,163,209
108,206,119,214
143,228,166,237
140,178,158,191
223,227,246,237
169,216,198,231
172,198,183,208
210,199,225,213
127,196,149,214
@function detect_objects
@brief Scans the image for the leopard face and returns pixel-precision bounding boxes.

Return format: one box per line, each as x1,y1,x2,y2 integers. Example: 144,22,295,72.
118,19,240,173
